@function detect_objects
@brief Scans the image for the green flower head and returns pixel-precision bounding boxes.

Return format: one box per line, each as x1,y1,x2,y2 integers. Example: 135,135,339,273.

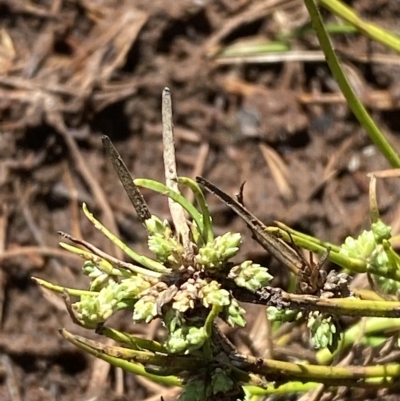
195,232,241,270
372,220,392,243
165,325,207,354
73,283,120,326
132,295,158,323
224,298,246,327
339,230,376,261
307,312,340,351
229,261,272,292
200,280,230,308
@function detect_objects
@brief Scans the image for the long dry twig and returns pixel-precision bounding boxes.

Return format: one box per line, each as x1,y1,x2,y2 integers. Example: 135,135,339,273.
162,88,192,254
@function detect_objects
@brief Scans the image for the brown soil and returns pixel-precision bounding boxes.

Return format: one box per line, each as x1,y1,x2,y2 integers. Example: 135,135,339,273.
1,0,400,400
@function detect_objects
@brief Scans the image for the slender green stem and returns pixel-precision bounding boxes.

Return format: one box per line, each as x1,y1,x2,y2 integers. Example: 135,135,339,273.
304,0,400,168
58,242,108,265
383,240,400,268
243,382,318,396
99,326,166,353
177,177,214,244
267,226,366,272
203,305,221,359
61,329,183,387
32,277,97,297
361,336,391,347
319,0,400,53
205,306,221,337
219,41,290,57
59,243,126,277
243,352,400,383
353,288,395,301
82,203,168,274
290,293,400,318
246,288,400,318
60,235,161,279
268,226,400,282
274,221,340,253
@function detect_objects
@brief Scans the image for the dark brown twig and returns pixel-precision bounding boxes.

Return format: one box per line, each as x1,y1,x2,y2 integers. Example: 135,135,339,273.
196,176,303,274
102,135,151,225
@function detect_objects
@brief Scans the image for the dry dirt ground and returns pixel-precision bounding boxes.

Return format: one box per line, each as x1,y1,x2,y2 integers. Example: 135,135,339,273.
1,0,400,400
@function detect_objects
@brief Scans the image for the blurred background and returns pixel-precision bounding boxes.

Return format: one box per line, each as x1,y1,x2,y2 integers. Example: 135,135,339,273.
1,0,400,400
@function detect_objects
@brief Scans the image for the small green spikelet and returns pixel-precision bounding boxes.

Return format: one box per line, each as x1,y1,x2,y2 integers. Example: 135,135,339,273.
339,230,376,261
340,221,400,293
118,276,152,298
200,280,230,308
307,312,340,352
133,295,158,323
195,232,241,270
267,306,301,323
229,261,272,292
73,284,119,326
224,298,246,327
145,215,172,236
165,325,207,354
146,215,184,265
82,260,122,291
372,219,392,243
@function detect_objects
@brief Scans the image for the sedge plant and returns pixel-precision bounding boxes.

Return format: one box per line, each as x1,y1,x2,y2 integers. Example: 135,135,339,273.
33,2,400,398
34,113,400,399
